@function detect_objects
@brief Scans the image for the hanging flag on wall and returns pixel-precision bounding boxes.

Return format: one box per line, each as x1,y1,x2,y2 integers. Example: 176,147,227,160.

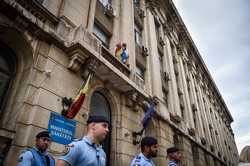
141,102,156,129
65,73,92,119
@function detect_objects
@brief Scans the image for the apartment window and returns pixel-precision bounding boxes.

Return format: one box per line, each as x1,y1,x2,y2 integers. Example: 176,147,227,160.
93,23,110,48
99,0,111,7
134,23,142,46
133,0,140,8
135,64,145,79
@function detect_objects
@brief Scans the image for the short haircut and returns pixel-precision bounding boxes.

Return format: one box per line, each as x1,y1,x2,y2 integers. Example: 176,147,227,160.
167,147,180,154
141,136,158,151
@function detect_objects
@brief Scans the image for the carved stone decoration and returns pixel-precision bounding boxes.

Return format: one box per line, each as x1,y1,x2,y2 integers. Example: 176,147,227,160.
178,87,183,96
162,72,170,82
201,137,207,145
179,102,184,110
67,52,88,72
209,123,213,130
210,145,215,152
141,46,149,57
159,37,165,46
138,9,146,18
163,20,173,36
173,55,178,64
191,104,198,112
176,45,183,56
104,4,116,18
169,112,181,123
218,151,222,158
85,58,100,72
188,128,196,136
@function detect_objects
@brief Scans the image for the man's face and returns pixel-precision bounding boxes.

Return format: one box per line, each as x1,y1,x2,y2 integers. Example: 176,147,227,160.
169,151,182,161
36,137,51,152
149,144,159,158
93,122,109,142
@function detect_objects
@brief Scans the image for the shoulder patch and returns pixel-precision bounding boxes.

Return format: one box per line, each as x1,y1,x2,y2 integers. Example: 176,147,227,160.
62,144,74,156
136,156,141,159
17,156,23,163
133,164,141,166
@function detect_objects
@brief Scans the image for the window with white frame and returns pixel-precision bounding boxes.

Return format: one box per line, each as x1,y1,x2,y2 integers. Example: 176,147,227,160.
93,23,110,47
134,23,142,46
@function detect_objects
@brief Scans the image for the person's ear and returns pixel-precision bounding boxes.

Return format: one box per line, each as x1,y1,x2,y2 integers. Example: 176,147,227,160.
88,123,95,130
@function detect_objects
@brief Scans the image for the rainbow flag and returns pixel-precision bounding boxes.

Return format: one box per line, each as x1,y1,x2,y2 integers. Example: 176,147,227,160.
115,42,123,62
66,74,92,119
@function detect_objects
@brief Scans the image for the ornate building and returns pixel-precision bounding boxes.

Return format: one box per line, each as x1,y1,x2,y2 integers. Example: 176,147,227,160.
0,0,239,165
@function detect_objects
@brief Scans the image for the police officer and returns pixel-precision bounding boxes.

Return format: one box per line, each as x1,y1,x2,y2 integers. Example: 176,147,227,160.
130,136,159,166
17,131,55,166
166,147,182,166
57,115,109,166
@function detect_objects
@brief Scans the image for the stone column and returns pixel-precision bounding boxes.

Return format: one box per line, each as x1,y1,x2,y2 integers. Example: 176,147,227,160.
203,93,216,146
195,80,213,146
146,10,163,98
163,36,181,116
167,42,181,117
178,55,195,130
215,110,225,157
189,71,206,139
208,103,220,154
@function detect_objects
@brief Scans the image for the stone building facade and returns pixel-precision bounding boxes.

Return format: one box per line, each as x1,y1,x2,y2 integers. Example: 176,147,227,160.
0,0,239,165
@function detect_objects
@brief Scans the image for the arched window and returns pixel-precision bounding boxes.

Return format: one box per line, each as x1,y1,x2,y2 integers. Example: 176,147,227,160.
0,43,16,114
90,91,111,166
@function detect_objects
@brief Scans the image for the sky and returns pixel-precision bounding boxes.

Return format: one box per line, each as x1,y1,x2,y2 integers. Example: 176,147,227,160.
172,0,250,153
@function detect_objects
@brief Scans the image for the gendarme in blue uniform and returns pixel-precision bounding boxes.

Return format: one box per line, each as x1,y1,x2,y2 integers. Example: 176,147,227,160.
17,147,55,166
130,153,155,166
167,160,181,166
59,136,106,166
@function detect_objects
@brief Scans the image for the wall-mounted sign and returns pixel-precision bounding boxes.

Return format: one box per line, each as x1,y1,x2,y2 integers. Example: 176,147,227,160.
48,112,76,145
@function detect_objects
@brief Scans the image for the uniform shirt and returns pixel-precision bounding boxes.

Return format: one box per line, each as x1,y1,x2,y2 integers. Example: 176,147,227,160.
130,153,155,166
58,136,106,166
167,160,181,166
17,147,54,166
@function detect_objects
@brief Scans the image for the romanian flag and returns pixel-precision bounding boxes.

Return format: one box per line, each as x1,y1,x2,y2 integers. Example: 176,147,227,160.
66,74,92,119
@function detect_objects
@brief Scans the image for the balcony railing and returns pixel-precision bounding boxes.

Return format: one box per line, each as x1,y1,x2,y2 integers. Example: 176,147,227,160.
101,46,130,76
133,74,145,91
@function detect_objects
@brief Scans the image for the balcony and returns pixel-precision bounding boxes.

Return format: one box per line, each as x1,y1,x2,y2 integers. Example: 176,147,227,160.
66,25,150,104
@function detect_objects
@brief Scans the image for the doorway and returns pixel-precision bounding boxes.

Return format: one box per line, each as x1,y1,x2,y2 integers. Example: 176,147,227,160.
90,91,112,166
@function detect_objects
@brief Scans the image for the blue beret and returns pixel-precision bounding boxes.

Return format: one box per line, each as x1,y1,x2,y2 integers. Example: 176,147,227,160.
141,136,158,146
167,147,180,154
36,131,50,138
87,115,109,124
